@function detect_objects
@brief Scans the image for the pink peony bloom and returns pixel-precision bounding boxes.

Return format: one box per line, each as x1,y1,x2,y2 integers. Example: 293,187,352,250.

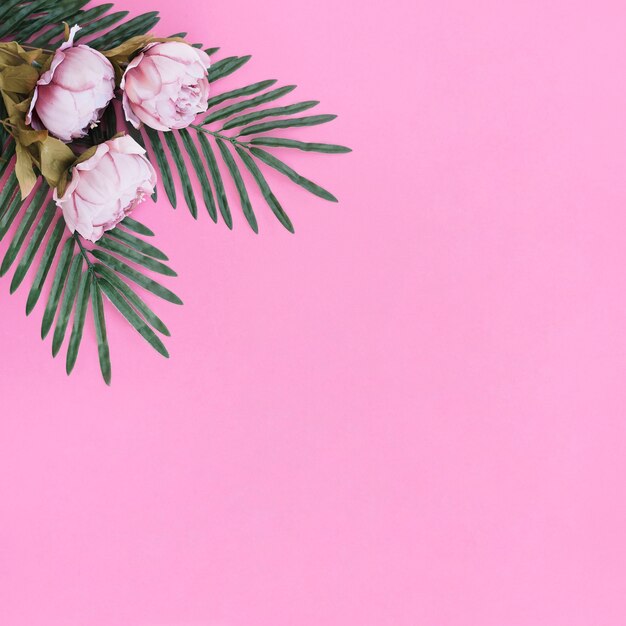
26,26,115,143
54,135,157,243
121,41,211,131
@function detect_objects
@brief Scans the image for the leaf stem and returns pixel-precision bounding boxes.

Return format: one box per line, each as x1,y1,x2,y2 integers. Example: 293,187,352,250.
190,124,251,149
74,232,95,272
21,45,54,54
1,119,18,131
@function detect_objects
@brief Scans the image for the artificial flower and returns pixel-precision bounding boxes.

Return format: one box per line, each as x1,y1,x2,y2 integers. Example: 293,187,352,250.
26,25,115,142
121,41,211,131
54,134,157,242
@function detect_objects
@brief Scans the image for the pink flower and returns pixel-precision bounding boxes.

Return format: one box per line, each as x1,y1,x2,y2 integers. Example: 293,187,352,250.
26,26,115,143
54,135,157,243
121,41,211,131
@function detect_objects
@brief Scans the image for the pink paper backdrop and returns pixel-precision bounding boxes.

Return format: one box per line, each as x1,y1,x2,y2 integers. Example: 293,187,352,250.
2,0,626,624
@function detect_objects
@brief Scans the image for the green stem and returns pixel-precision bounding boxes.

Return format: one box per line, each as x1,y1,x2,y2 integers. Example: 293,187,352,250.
22,45,53,54
74,232,95,272
190,124,251,148
1,118,17,132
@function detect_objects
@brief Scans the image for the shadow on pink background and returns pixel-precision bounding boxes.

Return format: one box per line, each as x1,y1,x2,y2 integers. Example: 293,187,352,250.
2,1,626,625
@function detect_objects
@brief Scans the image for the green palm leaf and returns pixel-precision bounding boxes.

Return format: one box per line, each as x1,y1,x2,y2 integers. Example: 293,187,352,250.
202,85,297,125
10,202,56,294
249,147,338,202
91,250,183,305
216,138,258,233
51,253,83,356
238,114,337,137
206,80,277,109
88,11,160,49
163,131,198,218
72,9,129,43
222,101,319,130
96,264,170,336
249,138,352,153
236,146,294,233
144,126,177,208
106,229,168,260
92,280,112,385
120,216,155,238
26,219,66,315
99,278,169,358
196,132,233,228
178,129,217,222
0,190,26,240
0,184,49,276
66,270,92,374
20,0,90,40
97,236,177,276
209,55,251,82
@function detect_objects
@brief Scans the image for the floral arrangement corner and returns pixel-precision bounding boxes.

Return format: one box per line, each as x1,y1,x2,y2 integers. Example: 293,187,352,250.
0,2,351,384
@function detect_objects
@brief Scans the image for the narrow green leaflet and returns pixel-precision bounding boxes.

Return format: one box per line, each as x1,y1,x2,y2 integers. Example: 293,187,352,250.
238,114,337,137
209,55,251,82
106,229,168,260
0,142,16,179
66,270,92,374
0,0,50,40
20,0,90,40
51,254,83,356
95,264,170,336
0,173,19,221
97,236,177,276
66,10,129,44
121,216,155,238
197,132,233,228
69,3,116,28
126,123,157,198
40,236,76,336
26,219,66,315
11,201,56,293
222,101,319,130
164,131,198,218
178,129,217,222
0,191,26,241
0,0,25,24
91,250,183,305
29,21,66,48
99,279,169,358
144,126,177,208
249,147,338,202
216,139,257,232
88,11,160,49
206,79,277,109
0,184,49,276
236,146,294,233
92,281,112,385
202,85,297,125
249,138,352,153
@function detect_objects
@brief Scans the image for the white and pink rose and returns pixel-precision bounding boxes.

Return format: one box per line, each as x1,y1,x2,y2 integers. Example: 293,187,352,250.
121,41,211,132
54,135,157,242
26,26,115,143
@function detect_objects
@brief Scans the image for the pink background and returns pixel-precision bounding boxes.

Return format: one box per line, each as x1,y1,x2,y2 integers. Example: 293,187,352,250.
2,0,626,624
